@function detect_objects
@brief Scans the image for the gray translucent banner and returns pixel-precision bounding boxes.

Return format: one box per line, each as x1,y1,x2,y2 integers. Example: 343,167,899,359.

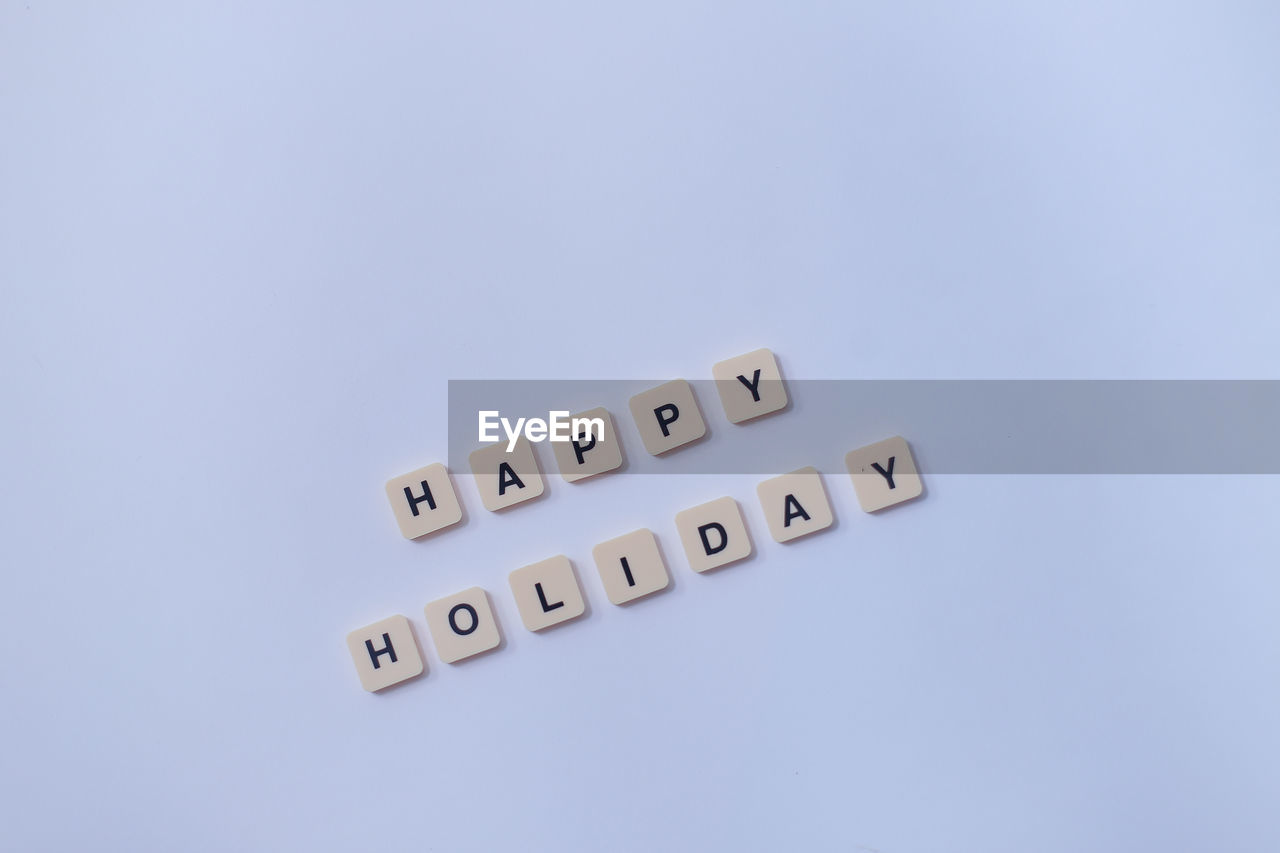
447,380,1280,474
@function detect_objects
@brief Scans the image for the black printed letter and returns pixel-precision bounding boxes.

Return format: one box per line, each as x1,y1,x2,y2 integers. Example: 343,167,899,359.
365,633,398,669
535,582,565,612
448,603,478,636
571,434,596,465
403,480,437,516
783,494,810,527
698,522,727,555
871,457,897,489
497,461,525,495
654,403,680,437
619,556,636,587
737,369,763,402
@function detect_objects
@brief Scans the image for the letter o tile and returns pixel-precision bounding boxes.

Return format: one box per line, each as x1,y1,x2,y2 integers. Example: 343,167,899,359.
424,587,502,663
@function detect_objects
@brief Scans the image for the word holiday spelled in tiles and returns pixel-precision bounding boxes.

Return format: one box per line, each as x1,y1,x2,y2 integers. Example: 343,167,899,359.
356,348,926,693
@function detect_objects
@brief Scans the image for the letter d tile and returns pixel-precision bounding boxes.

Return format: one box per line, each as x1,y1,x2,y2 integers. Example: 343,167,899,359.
674,496,752,573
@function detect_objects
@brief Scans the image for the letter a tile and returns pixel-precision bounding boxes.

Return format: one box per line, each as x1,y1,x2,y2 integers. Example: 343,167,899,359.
385,463,463,539
346,614,425,692
845,435,923,512
756,467,834,543
469,436,546,512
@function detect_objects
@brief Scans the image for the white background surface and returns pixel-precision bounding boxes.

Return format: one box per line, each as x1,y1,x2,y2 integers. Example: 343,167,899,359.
3,3,1279,851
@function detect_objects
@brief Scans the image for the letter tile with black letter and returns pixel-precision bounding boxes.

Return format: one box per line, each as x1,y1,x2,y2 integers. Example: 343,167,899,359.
469,435,546,512
385,463,463,539
346,614,425,692
628,379,707,455
845,435,923,512
424,587,502,663
674,496,752,573
712,348,788,423
550,407,623,483
508,555,585,632
755,466,834,543
591,528,670,605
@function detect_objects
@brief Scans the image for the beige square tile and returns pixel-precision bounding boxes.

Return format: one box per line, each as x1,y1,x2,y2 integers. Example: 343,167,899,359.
628,379,707,456
508,555,586,632
712,348,788,423
550,406,623,483
346,614,424,692
674,496,752,573
385,463,463,539
756,467,834,543
469,435,545,512
591,528,670,605
424,587,502,664
845,435,923,512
